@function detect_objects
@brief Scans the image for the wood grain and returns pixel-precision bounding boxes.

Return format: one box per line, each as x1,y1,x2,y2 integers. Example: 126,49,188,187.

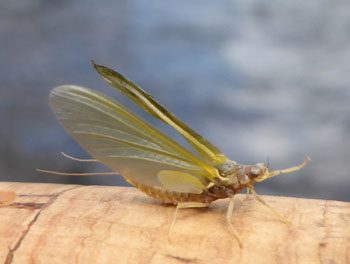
0,182,349,264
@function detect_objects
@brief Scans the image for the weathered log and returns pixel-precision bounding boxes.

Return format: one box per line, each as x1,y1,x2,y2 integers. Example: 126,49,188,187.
0,182,349,264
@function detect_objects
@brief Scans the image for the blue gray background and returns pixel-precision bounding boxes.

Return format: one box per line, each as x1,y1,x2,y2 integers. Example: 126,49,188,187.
1,1,349,201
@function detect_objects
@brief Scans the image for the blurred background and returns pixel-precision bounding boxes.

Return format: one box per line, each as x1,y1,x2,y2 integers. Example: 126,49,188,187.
0,1,349,201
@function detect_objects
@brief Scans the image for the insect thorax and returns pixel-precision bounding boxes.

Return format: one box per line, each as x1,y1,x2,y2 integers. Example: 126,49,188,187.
216,160,254,191
216,159,270,193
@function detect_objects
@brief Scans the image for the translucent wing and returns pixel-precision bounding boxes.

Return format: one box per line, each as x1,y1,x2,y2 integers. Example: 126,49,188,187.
158,170,206,194
50,85,215,192
93,62,228,166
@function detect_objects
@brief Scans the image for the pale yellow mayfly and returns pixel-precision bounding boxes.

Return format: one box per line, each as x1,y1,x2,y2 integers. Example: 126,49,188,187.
43,62,310,247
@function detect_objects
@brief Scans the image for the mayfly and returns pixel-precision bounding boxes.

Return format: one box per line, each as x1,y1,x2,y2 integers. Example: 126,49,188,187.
42,62,310,247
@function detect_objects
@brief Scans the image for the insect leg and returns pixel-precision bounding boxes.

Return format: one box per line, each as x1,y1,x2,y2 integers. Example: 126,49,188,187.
266,156,311,179
226,196,243,248
248,185,291,225
168,202,209,241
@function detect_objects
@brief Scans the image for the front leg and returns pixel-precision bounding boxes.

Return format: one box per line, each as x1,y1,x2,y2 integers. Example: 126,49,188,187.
248,185,291,225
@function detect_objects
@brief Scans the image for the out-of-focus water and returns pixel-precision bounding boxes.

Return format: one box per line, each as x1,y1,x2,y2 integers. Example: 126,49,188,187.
0,1,349,201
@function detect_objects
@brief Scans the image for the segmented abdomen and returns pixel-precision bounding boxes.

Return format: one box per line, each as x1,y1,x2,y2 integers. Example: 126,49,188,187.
126,179,218,205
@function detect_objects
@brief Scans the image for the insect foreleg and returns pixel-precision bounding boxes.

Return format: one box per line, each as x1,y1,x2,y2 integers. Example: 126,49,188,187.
226,196,243,248
168,202,209,241
248,185,291,225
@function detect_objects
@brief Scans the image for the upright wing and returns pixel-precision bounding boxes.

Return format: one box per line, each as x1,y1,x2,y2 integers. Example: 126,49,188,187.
93,62,228,167
50,85,216,192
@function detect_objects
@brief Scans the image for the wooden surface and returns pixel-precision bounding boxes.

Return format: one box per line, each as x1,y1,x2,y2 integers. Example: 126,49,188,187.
0,182,349,264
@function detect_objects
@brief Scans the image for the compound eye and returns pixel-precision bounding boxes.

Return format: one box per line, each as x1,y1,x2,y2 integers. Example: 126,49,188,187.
250,166,261,176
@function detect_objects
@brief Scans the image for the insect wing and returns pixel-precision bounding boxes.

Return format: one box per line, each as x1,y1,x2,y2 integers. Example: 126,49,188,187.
93,63,227,167
50,85,213,191
158,170,206,194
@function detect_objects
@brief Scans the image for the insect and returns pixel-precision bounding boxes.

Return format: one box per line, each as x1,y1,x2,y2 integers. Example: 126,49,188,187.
42,62,310,247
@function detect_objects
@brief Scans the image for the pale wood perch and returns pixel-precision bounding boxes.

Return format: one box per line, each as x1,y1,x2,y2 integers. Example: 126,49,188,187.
0,182,349,264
